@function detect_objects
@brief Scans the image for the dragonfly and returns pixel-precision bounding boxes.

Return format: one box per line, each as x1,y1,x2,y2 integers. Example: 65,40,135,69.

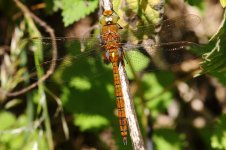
26,10,203,145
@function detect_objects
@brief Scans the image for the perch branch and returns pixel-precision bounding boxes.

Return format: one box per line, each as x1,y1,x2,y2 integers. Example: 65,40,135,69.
7,0,57,97
119,63,145,150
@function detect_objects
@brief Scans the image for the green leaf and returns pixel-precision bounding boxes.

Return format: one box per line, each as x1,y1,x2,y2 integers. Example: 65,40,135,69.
0,113,49,150
69,77,92,91
74,114,109,131
201,10,226,74
153,128,186,150
0,111,16,130
62,0,98,27
125,51,150,79
52,40,115,118
140,72,174,117
44,0,63,12
210,72,226,86
43,0,55,13
220,0,226,8
211,115,226,149
186,0,205,10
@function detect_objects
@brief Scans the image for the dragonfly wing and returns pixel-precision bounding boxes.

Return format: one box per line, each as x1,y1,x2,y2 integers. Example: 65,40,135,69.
161,14,201,31
123,40,204,79
28,35,101,57
23,36,113,84
160,14,201,42
119,14,201,44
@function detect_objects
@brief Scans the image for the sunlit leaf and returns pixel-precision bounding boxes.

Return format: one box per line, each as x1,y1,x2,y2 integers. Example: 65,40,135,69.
211,115,226,149
153,128,186,150
125,51,150,79
0,111,16,130
69,77,92,91
61,0,98,26
74,114,109,131
141,72,174,117
201,10,226,74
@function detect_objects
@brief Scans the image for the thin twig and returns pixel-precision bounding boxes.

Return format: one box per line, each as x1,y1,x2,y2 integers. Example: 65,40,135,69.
13,3,46,20
7,0,57,97
100,0,145,149
44,87,69,140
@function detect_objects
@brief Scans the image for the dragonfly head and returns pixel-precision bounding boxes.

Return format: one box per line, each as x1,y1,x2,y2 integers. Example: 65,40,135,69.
100,10,119,25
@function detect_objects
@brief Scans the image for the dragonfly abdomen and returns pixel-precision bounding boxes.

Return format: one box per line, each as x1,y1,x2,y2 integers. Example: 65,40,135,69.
100,13,127,144
112,61,128,145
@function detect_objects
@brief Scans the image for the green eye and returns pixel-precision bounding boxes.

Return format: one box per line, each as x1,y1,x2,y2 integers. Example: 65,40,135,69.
100,15,107,25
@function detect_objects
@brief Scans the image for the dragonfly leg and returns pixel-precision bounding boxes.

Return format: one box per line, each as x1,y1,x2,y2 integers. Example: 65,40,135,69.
102,51,111,64
117,23,123,29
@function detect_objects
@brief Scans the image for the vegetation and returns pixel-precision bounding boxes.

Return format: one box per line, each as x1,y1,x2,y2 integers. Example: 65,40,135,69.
0,0,226,149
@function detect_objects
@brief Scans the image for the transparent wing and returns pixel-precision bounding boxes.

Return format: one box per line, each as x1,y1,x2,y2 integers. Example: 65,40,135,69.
23,14,203,84
25,39,204,84
24,36,112,84
123,41,204,79
119,14,201,43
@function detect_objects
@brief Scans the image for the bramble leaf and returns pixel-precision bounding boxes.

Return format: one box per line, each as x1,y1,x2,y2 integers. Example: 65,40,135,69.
61,0,98,27
74,114,109,131
200,10,226,84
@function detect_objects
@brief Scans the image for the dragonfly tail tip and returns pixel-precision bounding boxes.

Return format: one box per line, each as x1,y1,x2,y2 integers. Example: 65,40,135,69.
123,137,127,145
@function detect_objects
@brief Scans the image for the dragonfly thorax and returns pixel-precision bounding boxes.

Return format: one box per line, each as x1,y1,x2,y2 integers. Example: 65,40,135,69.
105,48,123,63
100,11,122,63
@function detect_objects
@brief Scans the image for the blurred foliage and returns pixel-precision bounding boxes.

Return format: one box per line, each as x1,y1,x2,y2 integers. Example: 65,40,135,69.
211,115,226,149
74,114,109,131
0,111,48,150
113,0,162,28
153,128,186,150
0,0,226,150
142,72,174,118
201,10,226,85
220,0,226,8
186,0,205,10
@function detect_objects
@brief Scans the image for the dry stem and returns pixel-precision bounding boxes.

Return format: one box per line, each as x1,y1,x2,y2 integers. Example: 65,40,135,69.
7,0,57,97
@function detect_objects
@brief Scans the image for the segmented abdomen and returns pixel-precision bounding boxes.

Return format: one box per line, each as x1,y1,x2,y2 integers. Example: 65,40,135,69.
112,61,127,144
